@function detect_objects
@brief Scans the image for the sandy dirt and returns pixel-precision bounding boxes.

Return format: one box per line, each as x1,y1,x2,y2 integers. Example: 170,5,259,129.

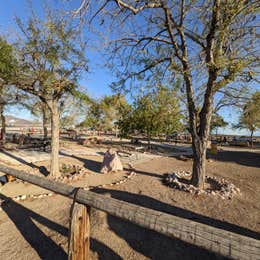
0,141,259,260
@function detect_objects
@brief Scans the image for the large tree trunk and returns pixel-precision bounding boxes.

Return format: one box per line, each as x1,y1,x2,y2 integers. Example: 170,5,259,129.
184,70,215,189
0,104,6,144
191,87,214,188
0,86,6,144
191,139,207,189
42,105,48,140
48,99,60,177
250,130,254,148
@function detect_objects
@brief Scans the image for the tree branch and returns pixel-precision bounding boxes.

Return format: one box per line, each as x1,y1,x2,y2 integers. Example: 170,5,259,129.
114,0,162,14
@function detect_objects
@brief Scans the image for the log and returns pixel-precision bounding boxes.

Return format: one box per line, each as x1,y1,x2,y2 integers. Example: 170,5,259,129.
0,165,259,259
68,203,90,260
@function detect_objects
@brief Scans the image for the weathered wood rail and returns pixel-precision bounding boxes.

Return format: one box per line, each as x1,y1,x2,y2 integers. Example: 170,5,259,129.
0,165,259,260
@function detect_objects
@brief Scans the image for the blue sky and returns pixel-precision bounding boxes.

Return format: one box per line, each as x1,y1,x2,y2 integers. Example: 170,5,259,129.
0,0,114,97
0,0,259,136
0,0,115,117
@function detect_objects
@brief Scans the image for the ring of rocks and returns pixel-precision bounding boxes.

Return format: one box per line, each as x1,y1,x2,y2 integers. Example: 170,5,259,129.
0,163,136,207
164,170,241,200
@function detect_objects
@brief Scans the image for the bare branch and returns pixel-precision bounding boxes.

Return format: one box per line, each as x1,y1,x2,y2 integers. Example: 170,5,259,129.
114,0,162,14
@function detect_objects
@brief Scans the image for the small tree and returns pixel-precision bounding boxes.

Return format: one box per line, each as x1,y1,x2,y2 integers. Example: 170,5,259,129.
234,91,260,147
100,94,129,132
79,101,104,132
79,94,129,133
14,9,87,177
21,97,50,139
59,93,89,129
211,114,228,135
118,86,182,145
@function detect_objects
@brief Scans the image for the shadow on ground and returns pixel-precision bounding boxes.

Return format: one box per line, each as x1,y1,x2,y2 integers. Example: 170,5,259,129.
172,148,260,169
0,149,49,176
91,188,231,259
59,151,102,174
0,193,67,259
92,188,260,259
211,150,260,168
0,194,122,260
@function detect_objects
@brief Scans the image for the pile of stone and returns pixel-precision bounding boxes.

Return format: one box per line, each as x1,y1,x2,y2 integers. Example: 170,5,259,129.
52,163,88,183
100,149,123,174
164,171,241,199
205,176,241,199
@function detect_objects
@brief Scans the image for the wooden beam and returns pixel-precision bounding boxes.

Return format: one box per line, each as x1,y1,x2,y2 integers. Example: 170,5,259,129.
68,203,90,260
0,165,259,259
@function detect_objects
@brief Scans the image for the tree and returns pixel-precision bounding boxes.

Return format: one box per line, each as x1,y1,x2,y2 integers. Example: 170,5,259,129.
59,93,89,129
211,114,228,135
78,0,259,188
0,38,17,143
116,102,134,138
234,91,260,147
100,94,129,132
20,96,50,139
14,9,88,177
79,100,104,131
117,86,182,145
79,94,129,133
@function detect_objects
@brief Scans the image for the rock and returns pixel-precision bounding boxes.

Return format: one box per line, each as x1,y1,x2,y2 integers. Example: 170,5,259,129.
235,187,241,193
178,155,189,161
100,149,123,174
128,163,134,169
21,195,26,200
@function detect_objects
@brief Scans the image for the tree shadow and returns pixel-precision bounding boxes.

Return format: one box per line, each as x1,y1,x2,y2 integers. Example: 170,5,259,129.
0,149,49,176
0,194,122,259
91,238,123,260
59,151,102,174
131,168,164,179
0,193,67,259
91,188,227,259
210,150,260,168
92,188,260,248
0,149,39,169
107,215,219,260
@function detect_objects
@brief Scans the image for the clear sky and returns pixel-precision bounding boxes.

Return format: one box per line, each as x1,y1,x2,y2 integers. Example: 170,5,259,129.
0,0,259,136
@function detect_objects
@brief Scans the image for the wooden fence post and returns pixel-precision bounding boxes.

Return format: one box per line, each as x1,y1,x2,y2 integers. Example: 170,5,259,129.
68,203,90,260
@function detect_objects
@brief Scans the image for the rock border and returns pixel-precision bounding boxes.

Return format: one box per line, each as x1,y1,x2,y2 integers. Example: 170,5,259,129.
0,169,136,209
164,171,241,199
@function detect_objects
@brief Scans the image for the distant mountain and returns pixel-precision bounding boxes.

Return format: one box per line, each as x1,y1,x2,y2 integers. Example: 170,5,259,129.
5,115,41,127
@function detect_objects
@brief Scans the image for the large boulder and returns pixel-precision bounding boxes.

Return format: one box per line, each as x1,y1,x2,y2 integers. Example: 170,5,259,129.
100,149,123,174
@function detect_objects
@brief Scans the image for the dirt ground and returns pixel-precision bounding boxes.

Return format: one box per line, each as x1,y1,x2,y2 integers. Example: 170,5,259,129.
0,140,259,260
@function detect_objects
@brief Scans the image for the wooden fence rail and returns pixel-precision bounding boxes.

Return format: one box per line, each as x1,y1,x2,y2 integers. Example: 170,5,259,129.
0,165,259,260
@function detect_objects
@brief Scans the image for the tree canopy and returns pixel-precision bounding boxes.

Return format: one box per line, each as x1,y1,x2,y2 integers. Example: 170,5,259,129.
117,86,182,142
211,114,228,134
12,8,88,177
234,91,260,146
0,37,15,82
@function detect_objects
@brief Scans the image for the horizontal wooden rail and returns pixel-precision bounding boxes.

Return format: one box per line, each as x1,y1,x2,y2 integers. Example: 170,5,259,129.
0,165,259,259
